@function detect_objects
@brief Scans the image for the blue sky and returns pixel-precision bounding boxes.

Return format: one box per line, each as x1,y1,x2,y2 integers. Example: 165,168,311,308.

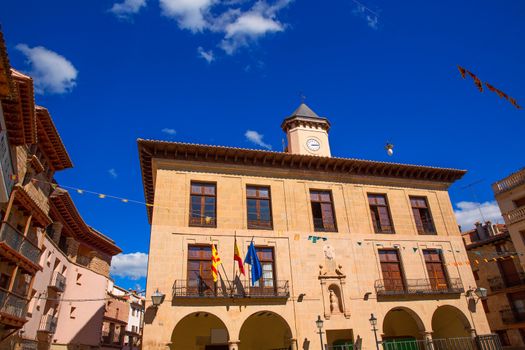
1,0,523,290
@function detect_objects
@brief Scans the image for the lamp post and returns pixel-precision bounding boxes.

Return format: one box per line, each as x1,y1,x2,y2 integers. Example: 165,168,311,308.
151,289,165,307
315,315,324,350
369,313,380,350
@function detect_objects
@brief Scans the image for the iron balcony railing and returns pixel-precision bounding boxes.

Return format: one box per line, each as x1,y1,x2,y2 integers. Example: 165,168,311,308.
0,288,28,319
50,271,67,292
375,278,464,296
39,314,58,333
488,272,525,292
20,339,38,350
172,279,289,299
500,306,525,324
378,334,502,350
76,255,91,267
0,221,42,266
493,167,525,195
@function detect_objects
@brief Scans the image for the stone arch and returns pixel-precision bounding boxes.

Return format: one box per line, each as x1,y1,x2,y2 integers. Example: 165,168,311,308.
171,311,229,350
382,307,426,341
239,311,293,350
328,283,343,314
432,305,472,339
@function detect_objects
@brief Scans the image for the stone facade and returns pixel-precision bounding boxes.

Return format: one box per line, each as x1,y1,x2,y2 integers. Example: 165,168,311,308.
139,104,492,350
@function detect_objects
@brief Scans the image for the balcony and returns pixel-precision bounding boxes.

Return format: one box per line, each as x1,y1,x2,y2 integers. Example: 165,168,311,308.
500,306,525,324
493,167,525,195
38,314,58,333
0,288,28,320
0,221,41,267
504,206,525,225
172,279,290,299
488,273,525,292
49,271,66,292
375,278,464,297
76,255,91,267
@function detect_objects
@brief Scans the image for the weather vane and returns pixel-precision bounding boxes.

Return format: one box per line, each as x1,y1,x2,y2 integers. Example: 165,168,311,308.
300,92,306,103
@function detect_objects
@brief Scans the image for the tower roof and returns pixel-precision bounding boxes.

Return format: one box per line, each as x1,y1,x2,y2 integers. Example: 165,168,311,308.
281,103,331,132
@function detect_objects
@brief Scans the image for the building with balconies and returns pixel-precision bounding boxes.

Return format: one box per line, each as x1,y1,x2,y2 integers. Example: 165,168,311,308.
139,103,497,350
0,29,122,350
463,222,525,349
494,168,525,270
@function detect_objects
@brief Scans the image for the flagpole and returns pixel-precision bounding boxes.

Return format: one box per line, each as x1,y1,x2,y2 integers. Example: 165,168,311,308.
232,234,236,286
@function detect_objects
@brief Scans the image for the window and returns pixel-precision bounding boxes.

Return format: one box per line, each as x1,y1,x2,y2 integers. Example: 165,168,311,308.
189,182,216,227
423,250,449,290
514,196,525,208
368,194,394,233
410,196,436,234
521,231,525,247
310,190,337,232
70,306,76,319
473,270,479,280
187,245,213,295
496,330,511,346
246,186,272,229
253,247,276,292
482,299,489,313
379,249,404,291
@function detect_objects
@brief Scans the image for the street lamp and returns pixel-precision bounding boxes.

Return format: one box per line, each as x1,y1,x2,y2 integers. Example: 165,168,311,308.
369,313,380,350
151,289,165,307
315,315,324,350
467,287,488,301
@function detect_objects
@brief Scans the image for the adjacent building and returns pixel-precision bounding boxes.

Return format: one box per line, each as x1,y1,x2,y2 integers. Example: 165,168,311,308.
0,29,123,350
102,281,145,350
493,168,525,270
139,103,495,350
463,222,525,349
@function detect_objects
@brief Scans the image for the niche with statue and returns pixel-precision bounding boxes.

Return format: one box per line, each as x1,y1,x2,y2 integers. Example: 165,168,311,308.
319,244,350,319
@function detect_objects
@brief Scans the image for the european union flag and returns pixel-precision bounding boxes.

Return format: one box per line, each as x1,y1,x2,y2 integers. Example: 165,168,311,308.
244,241,262,286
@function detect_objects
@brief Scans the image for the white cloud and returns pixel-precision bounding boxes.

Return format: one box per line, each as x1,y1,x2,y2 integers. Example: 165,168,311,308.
109,0,147,19
454,201,503,230
16,44,78,94
161,128,177,135
159,0,214,32
110,252,148,280
197,46,215,63
245,130,272,150
158,0,293,54
220,12,283,54
352,0,379,30
108,168,118,179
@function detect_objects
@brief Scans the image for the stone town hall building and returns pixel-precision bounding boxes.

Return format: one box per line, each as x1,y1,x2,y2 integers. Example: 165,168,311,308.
138,104,493,350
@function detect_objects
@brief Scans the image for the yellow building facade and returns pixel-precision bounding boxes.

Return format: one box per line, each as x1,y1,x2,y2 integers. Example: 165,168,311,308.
139,104,494,350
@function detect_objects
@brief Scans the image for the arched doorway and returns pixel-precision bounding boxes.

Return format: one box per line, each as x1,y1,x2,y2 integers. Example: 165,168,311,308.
432,305,471,339
239,311,293,350
382,307,425,344
171,312,229,350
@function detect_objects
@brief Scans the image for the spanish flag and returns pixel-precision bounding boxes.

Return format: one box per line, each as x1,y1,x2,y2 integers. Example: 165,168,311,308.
234,238,245,276
211,244,221,282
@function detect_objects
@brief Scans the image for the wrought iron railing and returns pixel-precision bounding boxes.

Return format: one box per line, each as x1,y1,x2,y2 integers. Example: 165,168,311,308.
50,271,67,292
0,221,41,266
0,288,28,319
375,278,464,296
488,272,525,292
76,255,91,267
20,339,38,350
500,306,525,324
172,279,289,299
39,314,58,333
379,334,502,350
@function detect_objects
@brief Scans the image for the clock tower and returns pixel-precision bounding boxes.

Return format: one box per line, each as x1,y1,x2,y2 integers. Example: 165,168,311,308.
281,103,331,157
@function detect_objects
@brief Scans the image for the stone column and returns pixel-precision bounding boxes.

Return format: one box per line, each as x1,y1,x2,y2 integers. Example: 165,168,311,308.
290,338,298,350
421,331,434,350
228,340,240,350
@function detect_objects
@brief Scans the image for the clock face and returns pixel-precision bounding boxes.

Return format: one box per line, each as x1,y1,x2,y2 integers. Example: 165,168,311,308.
306,138,321,151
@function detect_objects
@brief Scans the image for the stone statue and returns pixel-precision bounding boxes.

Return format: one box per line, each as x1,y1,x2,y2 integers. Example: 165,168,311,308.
329,289,340,314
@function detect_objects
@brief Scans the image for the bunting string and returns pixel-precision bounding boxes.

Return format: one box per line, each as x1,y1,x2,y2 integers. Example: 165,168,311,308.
457,65,522,109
